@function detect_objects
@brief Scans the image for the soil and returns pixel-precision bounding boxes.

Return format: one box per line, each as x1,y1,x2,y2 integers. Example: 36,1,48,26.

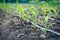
0,9,60,40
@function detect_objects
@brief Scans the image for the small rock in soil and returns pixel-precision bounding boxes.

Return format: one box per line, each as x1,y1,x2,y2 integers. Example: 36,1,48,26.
40,34,46,38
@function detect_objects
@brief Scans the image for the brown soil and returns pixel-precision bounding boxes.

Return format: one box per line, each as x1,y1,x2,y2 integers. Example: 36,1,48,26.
0,9,60,40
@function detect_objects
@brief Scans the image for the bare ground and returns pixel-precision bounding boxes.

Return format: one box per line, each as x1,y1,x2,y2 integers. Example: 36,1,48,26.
0,9,60,40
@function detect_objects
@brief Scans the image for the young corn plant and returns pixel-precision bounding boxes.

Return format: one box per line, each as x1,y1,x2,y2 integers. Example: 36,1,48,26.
16,0,29,19
30,6,37,23
28,5,39,28
17,5,31,20
39,6,57,35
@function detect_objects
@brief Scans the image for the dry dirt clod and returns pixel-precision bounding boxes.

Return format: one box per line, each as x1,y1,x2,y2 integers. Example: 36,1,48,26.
40,34,46,38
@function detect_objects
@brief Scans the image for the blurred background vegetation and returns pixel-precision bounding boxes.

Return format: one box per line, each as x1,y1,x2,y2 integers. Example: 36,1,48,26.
0,0,60,7
0,0,60,3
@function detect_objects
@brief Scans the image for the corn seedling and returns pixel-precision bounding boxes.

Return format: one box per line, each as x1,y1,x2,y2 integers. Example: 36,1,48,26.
39,6,57,34
30,6,37,23
27,5,39,28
